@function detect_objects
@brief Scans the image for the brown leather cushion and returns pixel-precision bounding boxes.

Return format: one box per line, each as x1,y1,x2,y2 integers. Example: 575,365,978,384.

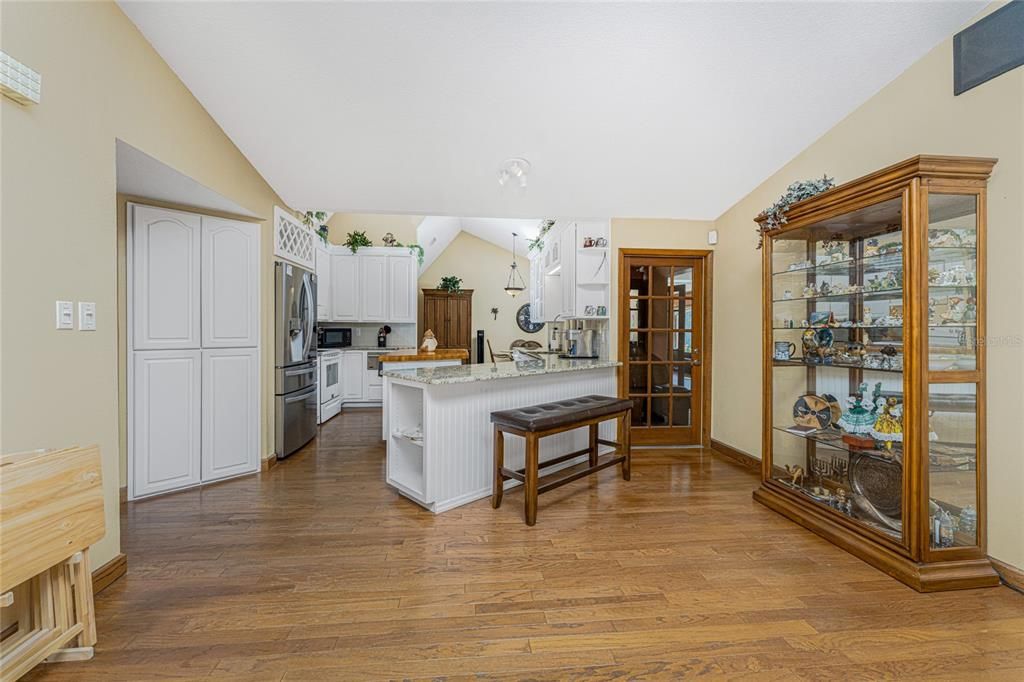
491,395,632,432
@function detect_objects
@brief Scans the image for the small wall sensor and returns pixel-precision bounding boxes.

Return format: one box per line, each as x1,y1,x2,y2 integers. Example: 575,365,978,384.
707,229,719,246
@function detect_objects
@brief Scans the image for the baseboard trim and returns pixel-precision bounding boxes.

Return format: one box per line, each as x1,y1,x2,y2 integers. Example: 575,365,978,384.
710,438,761,471
990,557,1024,594
261,456,279,472
92,553,127,594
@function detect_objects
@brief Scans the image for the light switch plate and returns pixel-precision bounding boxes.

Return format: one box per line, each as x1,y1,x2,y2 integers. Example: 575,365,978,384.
55,300,73,329
78,302,97,331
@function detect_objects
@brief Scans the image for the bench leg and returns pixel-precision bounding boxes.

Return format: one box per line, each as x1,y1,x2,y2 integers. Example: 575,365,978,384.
621,410,632,481
524,432,539,526
588,423,599,467
492,425,505,509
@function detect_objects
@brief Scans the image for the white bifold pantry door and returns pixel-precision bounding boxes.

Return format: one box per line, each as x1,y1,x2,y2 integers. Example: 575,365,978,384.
132,350,203,497
201,348,259,482
129,203,260,499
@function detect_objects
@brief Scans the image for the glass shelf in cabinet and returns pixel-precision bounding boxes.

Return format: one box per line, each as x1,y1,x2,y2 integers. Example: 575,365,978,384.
772,426,904,461
772,249,905,277
771,358,904,374
772,287,903,304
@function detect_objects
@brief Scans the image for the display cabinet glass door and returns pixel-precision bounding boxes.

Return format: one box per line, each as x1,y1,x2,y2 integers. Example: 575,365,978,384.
624,254,704,445
767,194,909,547
924,191,983,554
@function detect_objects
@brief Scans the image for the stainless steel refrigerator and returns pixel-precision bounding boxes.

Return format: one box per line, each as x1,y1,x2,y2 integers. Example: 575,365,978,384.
274,261,318,458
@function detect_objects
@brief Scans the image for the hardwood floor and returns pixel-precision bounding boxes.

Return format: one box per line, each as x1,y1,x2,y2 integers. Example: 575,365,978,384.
24,408,1024,680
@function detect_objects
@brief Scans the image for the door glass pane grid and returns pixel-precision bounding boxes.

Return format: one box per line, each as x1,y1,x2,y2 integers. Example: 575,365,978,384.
624,258,700,434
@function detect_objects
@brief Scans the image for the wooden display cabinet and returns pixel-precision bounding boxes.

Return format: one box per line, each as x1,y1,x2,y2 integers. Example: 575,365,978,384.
754,156,999,592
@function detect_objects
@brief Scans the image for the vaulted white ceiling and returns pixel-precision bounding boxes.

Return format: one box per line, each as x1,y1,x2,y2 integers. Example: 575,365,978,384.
119,1,983,220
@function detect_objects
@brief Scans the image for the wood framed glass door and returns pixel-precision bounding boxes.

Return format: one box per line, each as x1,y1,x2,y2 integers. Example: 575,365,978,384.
618,252,709,445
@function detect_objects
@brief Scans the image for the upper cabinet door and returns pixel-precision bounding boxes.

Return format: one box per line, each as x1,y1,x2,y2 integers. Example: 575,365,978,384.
330,254,359,320
201,217,260,348
360,255,388,321
131,204,201,350
560,222,576,317
201,347,259,482
387,255,416,323
315,246,331,322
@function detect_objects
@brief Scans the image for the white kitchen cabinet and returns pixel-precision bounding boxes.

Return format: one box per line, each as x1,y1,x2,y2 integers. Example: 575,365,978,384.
315,245,331,321
330,253,359,321
131,204,202,350
201,217,260,348
364,351,384,402
201,348,259,482
560,222,576,318
387,254,417,323
341,350,364,401
131,350,202,498
360,255,388,321
529,253,544,324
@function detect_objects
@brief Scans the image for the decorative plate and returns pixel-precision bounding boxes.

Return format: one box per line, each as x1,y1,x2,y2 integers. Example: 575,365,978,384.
516,304,544,334
793,394,832,430
815,327,835,349
849,452,903,518
821,393,842,427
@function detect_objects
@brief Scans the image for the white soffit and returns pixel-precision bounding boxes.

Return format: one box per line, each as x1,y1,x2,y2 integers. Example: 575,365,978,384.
115,140,260,218
119,1,984,220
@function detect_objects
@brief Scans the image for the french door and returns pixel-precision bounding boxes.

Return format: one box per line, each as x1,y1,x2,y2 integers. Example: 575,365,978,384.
619,251,709,445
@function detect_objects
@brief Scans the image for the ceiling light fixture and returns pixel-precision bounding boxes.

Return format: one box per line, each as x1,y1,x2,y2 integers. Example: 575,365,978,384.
504,232,526,297
498,157,531,188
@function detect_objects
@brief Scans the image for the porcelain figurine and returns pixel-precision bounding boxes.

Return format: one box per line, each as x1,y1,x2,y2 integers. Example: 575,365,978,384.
870,397,903,450
420,329,438,353
784,464,805,488
838,385,877,435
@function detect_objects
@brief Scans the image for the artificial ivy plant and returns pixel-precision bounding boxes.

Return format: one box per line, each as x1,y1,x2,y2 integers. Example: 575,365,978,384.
756,175,835,248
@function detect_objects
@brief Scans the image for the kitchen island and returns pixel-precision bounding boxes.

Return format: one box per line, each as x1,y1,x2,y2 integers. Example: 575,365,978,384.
382,356,620,512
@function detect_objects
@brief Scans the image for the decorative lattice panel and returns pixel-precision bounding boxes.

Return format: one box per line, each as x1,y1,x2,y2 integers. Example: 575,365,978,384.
274,207,315,270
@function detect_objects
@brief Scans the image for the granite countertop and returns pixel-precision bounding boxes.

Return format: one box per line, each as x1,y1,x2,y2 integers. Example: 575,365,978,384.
383,356,620,385
379,348,469,363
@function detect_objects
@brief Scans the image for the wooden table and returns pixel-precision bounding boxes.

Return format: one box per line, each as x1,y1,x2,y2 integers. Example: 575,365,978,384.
1,445,105,681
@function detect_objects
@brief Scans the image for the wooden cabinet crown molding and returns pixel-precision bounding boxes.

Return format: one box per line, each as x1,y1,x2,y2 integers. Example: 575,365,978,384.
755,155,998,232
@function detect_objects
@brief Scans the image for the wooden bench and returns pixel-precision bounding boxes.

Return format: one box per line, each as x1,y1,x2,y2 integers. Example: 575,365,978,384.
491,395,632,525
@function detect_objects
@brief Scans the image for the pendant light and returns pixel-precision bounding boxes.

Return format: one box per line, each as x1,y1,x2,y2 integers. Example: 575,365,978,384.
504,232,526,297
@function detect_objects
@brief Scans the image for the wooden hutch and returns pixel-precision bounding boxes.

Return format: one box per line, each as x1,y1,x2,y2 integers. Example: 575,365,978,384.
755,155,999,592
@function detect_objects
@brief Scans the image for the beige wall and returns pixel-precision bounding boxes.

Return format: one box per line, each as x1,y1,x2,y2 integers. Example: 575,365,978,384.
1,2,287,568
326,213,422,248
418,231,533,358
710,8,1024,567
609,218,716,360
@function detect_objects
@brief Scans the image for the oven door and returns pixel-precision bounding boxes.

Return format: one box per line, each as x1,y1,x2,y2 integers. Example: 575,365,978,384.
320,356,341,402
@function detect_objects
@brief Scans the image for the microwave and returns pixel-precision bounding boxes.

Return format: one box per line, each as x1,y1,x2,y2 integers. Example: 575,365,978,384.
318,327,352,348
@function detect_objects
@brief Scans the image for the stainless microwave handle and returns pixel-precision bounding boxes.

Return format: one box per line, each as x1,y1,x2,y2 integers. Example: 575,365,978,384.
284,386,317,404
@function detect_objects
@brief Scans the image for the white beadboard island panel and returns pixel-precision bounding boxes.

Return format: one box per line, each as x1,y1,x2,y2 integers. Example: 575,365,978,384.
384,359,619,513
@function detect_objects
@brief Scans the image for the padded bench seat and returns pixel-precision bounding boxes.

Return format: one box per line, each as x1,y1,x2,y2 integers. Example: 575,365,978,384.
490,395,634,433
491,395,632,525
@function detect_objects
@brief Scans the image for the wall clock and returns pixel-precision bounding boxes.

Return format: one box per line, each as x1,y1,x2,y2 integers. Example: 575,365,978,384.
516,304,544,333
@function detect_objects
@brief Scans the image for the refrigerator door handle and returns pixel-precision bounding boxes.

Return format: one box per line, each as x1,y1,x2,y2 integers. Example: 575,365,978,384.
284,386,317,404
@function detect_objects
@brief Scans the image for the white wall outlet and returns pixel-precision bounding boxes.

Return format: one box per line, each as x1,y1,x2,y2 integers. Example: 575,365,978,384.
707,229,719,245
78,302,97,331
55,300,74,330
